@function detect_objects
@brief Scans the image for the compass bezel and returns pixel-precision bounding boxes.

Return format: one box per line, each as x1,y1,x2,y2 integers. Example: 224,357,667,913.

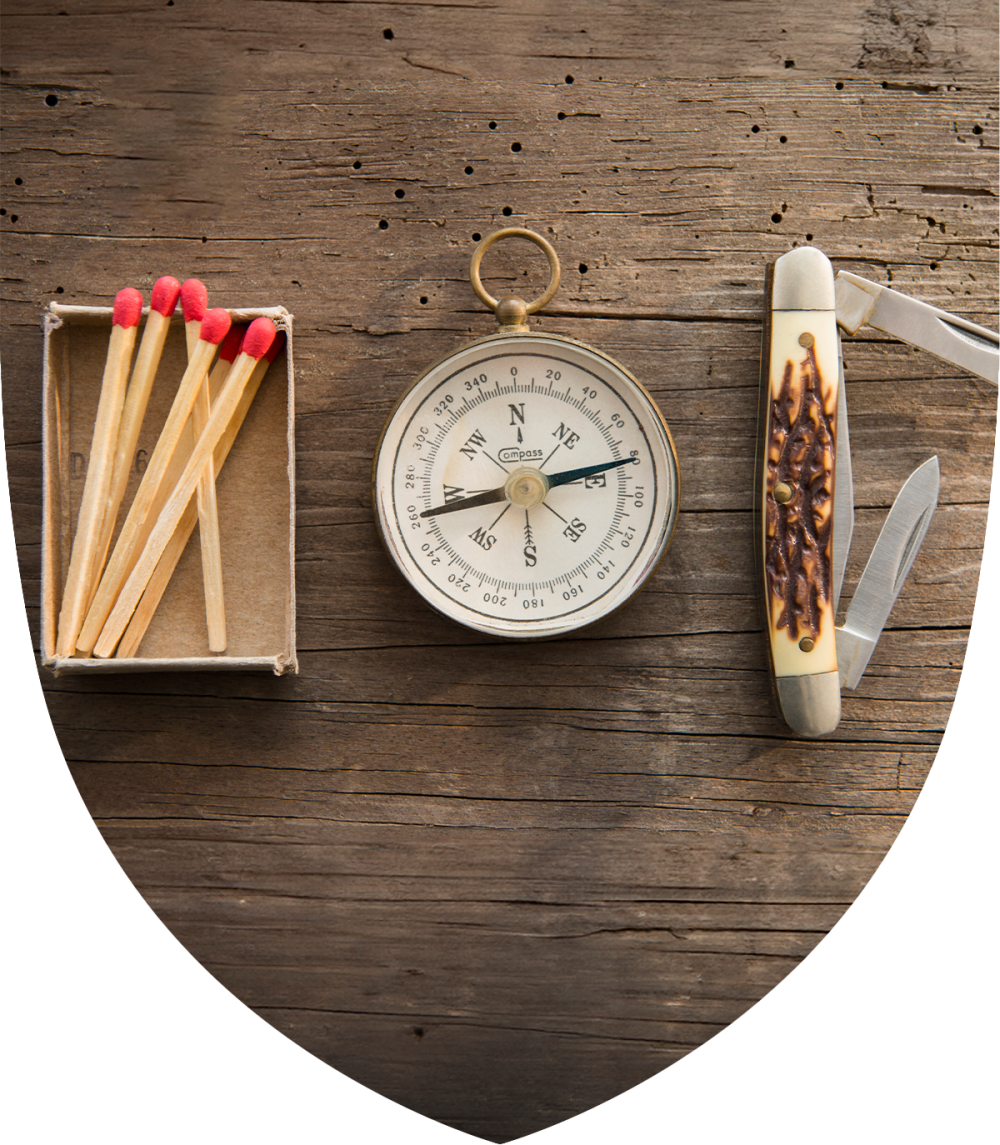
373,330,680,639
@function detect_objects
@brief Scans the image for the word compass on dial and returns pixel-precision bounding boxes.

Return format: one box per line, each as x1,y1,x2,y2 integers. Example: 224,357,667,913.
373,227,681,638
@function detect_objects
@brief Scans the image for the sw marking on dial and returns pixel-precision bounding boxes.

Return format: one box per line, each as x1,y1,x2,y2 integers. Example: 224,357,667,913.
375,335,678,638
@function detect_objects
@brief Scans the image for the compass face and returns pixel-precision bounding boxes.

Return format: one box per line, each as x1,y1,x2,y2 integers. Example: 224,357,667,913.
374,333,679,638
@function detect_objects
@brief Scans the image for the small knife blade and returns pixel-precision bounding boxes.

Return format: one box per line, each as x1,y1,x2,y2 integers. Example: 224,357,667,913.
836,456,940,689
835,272,999,385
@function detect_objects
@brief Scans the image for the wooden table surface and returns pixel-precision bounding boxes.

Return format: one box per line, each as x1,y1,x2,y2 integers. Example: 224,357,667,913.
3,3,997,1141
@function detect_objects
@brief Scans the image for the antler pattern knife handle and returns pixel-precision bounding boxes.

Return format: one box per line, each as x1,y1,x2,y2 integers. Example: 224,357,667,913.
756,247,841,737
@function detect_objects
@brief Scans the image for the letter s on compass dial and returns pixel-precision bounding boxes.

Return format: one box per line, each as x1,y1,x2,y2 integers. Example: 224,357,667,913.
373,332,680,638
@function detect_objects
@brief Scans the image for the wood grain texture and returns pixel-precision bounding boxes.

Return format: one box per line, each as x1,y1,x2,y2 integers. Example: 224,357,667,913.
2,1,996,1140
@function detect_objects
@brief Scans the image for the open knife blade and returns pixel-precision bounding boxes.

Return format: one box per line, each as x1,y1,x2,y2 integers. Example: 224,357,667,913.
837,456,940,689
835,272,999,385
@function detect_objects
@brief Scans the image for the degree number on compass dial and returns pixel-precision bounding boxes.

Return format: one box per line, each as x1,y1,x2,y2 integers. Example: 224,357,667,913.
374,333,680,638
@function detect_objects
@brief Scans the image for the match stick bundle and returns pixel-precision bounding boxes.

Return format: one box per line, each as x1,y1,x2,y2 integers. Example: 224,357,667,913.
53,280,281,661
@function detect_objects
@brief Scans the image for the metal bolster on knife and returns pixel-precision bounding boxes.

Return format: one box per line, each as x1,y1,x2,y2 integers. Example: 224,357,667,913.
756,247,841,737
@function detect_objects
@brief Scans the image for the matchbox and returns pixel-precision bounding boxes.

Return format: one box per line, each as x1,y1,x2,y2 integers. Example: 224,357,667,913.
40,301,297,674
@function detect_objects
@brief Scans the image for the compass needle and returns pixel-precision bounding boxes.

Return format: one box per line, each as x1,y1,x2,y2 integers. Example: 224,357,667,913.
373,228,679,638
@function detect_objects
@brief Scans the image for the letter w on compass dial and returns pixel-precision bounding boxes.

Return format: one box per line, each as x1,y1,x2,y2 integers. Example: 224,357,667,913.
374,337,679,639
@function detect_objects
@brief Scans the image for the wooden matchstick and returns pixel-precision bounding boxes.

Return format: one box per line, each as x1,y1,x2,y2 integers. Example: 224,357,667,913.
93,317,278,658
76,307,233,655
55,287,143,658
85,276,181,611
180,279,226,651
116,331,286,658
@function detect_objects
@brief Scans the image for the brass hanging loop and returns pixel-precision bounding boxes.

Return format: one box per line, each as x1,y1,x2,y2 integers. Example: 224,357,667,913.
469,227,562,330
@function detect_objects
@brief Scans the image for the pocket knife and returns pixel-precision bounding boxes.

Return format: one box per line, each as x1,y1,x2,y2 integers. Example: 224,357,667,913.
756,246,998,738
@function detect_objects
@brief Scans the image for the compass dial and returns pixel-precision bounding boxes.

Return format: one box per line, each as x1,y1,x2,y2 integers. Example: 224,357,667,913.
374,332,679,638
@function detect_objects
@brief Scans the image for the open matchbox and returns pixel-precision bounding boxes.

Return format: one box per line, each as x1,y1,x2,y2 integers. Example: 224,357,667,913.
40,302,297,675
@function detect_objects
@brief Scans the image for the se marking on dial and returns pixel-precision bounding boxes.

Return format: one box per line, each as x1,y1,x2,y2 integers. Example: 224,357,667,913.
376,336,677,637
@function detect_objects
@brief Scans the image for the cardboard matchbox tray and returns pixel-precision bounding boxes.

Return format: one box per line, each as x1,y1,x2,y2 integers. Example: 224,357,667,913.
40,302,297,675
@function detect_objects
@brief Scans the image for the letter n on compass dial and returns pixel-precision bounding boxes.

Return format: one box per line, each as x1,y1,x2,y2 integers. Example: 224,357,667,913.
373,334,680,639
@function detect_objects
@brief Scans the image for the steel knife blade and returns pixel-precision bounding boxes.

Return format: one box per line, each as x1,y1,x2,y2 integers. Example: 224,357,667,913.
837,456,940,689
835,272,999,385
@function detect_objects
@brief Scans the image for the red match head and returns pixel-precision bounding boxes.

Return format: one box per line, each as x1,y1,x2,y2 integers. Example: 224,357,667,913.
239,316,278,361
150,276,181,317
198,308,232,345
263,330,286,364
112,288,143,328
180,278,208,323
217,324,245,364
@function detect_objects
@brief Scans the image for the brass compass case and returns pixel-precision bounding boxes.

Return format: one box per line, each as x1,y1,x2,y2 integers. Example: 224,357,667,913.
373,229,681,638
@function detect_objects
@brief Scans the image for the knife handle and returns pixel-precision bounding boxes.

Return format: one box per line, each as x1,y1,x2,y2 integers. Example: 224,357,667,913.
756,247,841,736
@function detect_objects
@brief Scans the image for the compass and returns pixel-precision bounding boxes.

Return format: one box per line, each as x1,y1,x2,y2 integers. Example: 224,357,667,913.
373,227,680,638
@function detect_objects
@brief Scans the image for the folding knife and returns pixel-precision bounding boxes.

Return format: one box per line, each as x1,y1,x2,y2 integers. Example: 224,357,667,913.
756,246,998,738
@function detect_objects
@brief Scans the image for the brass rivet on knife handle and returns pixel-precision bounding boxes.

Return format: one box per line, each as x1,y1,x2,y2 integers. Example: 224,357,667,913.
799,637,815,652
774,481,793,504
